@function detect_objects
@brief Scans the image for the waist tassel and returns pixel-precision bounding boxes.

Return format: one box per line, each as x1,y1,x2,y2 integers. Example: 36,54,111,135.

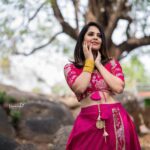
103,121,109,142
96,93,109,142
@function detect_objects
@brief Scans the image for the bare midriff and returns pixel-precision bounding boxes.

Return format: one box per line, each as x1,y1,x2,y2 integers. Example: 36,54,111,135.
80,91,119,108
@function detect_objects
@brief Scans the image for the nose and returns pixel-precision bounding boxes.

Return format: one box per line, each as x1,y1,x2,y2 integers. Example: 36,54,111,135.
93,34,98,40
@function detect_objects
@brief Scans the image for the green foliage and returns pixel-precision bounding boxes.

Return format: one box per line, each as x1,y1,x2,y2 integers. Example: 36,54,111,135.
10,110,21,127
1,0,10,4
51,82,72,96
51,84,63,95
48,0,55,5
0,91,25,128
19,29,28,35
122,54,150,90
20,97,28,103
144,98,150,107
32,87,42,94
0,92,6,104
0,91,17,105
133,0,150,10
6,96,16,103
0,57,10,73
4,26,14,38
0,0,149,58
63,47,69,54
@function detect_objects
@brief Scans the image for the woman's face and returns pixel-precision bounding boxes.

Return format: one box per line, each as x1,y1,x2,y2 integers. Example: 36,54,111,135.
83,26,102,51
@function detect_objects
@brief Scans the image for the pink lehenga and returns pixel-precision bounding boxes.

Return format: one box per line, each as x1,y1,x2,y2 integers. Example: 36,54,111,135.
64,59,141,150
66,103,141,150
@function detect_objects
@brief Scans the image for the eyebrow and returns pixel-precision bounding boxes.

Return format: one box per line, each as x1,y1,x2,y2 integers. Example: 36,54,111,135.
87,31,101,34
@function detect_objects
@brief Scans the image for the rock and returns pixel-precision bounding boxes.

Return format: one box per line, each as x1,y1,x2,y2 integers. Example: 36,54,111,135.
70,107,81,118
139,124,150,134
53,125,73,150
18,100,74,143
58,95,80,109
114,91,142,131
15,143,38,150
0,106,16,138
0,84,50,102
52,95,81,118
142,106,150,129
0,134,19,150
114,91,150,134
139,134,150,150
47,143,54,150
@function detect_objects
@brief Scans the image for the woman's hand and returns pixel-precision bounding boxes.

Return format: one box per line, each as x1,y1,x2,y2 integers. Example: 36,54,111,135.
95,51,101,67
83,42,94,60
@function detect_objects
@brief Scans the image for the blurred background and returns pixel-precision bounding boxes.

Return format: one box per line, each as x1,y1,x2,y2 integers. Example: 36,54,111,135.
0,0,150,150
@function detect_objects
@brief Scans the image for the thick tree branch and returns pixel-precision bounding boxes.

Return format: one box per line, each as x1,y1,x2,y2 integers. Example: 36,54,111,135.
105,0,130,41
51,0,78,40
125,17,132,38
85,0,100,23
14,31,63,56
109,36,150,60
28,1,47,23
119,36,150,54
85,1,131,48
71,0,79,33
104,0,133,49
105,13,118,37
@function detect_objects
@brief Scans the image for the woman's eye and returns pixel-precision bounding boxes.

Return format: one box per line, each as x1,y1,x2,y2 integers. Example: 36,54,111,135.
87,32,102,38
88,33,93,36
98,34,102,38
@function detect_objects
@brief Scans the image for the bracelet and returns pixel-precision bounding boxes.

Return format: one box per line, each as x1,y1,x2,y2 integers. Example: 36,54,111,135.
83,59,94,73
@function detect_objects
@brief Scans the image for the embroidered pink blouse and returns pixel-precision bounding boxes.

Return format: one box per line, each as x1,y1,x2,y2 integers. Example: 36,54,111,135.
64,59,124,101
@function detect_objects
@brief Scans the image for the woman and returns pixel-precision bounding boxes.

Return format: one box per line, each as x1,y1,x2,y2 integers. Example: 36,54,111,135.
64,22,141,150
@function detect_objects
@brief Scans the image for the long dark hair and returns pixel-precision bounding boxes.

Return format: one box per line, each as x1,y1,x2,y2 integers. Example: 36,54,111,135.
72,22,110,68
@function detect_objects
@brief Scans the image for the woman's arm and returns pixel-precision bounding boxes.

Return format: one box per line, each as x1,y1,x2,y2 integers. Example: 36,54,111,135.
95,52,125,93
72,42,95,94
64,43,94,93
64,64,92,94
72,72,91,93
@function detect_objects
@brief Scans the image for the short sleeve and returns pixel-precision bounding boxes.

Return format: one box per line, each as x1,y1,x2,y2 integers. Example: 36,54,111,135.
64,63,80,88
110,60,124,81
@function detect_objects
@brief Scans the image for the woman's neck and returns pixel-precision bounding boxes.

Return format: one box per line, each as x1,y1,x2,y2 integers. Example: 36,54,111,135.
92,51,98,60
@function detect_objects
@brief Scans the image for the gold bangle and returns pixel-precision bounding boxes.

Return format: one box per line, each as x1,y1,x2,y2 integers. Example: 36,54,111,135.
84,59,94,66
83,59,94,73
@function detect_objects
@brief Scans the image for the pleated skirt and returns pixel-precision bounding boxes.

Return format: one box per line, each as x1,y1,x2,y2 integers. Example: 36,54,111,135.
66,102,141,150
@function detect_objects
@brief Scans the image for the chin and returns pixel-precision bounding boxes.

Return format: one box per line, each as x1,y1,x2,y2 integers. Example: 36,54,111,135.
92,48,99,51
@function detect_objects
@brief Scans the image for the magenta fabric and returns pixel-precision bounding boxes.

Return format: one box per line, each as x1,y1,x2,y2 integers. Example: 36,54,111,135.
64,59,124,101
66,103,141,150
90,91,101,100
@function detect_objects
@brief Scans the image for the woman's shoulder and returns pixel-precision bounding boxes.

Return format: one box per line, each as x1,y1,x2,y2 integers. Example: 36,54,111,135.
64,62,76,70
64,62,82,70
64,62,73,68
105,58,121,66
104,58,122,71
64,62,82,78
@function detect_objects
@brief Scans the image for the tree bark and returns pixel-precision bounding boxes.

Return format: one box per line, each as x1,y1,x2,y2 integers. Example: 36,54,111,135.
20,0,150,59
